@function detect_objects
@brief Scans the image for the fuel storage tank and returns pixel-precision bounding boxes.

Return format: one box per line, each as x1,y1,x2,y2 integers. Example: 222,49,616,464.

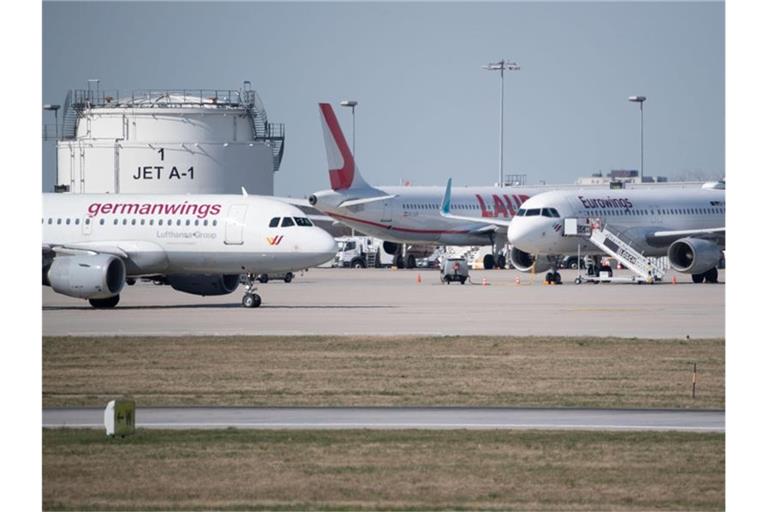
52,81,284,195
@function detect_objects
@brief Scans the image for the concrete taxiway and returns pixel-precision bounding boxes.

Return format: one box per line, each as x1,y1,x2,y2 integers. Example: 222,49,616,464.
43,406,724,432
42,268,724,338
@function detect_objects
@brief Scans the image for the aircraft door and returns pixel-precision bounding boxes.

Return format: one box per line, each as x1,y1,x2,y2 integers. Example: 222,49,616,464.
81,216,92,236
382,200,393,224
224,204,248,245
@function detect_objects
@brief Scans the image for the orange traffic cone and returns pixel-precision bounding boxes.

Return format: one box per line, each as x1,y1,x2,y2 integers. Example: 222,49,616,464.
672,275,677,284
515,276,520,286
482,277,488,287
416,273,422,284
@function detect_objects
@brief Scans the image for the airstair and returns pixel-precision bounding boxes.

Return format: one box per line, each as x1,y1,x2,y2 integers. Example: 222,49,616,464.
563,219,667,283
586,222,666,283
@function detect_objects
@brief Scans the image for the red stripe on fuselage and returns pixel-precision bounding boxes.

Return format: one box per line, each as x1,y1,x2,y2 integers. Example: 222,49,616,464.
320,104,355,191
324,211,473,235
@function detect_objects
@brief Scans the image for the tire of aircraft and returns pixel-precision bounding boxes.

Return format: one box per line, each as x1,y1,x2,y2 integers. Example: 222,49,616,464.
704,267,718,283
89,295,120,309
554,272,562,285
692,273,705,283
496,255,506,269
396,256,405,269
284,273,293,283
483,254,495,270
242,293,261,308
407,255,416,269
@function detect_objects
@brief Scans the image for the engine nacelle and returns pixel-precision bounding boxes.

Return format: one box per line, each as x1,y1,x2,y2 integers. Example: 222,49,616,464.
509,247,550,274
667,238,722,275
167,274,240,296
47,254,126,299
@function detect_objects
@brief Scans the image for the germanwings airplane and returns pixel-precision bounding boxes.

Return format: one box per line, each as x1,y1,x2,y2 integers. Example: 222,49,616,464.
308,102,544,269
480,186,725,283
42,193,337,308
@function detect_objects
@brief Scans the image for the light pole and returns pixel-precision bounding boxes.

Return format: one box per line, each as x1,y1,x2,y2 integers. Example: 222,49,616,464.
340,100,358,157
483,59,520,186
628,95,646,182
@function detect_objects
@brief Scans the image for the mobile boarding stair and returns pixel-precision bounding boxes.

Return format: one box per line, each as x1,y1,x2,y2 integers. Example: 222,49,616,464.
565,218,666,284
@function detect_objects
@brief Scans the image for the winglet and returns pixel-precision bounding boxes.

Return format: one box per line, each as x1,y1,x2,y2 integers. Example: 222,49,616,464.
440,178,453,216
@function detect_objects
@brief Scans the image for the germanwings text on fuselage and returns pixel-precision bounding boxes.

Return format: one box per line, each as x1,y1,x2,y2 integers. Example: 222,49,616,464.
87,201,222,219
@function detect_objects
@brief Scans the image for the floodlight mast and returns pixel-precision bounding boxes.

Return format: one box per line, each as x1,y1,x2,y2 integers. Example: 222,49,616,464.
483,60,520,186
628,95,647,182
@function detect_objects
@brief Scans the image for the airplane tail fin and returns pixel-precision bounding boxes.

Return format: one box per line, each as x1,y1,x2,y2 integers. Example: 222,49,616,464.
319,103,371,191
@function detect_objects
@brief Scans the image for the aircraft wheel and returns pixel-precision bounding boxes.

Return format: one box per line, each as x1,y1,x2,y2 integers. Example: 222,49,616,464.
704,268,718,283
89,295,120,309
242,293,262,308
483,254,495,270
692,273,705,283
554,272,562,285
396,256,405,269
496,255,506,269
406,255,416,269
284,272,293,283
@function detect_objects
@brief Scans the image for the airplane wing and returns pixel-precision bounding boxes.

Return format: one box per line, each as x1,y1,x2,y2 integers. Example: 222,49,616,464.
647,226,725,247
337,195,398,208
439,178,511,230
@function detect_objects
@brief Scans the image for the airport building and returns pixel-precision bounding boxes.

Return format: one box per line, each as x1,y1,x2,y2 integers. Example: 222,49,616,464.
45,80,284,195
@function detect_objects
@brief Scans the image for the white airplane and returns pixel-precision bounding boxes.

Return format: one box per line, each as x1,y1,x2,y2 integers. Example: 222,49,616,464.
308,102,545,269
502,187,726,283
42,192,337,308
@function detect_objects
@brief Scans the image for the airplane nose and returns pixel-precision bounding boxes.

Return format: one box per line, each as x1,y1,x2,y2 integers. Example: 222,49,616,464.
313,228,338,262
507,218,545,253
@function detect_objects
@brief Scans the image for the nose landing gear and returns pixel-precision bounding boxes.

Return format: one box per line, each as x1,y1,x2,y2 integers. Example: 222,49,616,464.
241,273,262,308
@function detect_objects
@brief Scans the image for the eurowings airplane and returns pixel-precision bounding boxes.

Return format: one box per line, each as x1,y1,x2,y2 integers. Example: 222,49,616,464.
308,103,544,269
503,187,725,283
42,193,337,308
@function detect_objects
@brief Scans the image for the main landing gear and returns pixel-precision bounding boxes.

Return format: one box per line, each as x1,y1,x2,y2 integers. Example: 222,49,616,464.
241,273,262,308
692,267,718,283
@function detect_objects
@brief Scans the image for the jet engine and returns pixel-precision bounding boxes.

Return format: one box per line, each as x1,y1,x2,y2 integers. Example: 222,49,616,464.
667,238,722,275
167,274,241,296
46,254,126,299
509,247,550,273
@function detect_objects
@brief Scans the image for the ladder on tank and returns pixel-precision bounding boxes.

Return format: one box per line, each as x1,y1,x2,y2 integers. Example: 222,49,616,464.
587,221,666,283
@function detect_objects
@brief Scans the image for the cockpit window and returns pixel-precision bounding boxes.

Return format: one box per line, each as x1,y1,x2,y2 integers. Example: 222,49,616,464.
281,217,295,227
269,217,280,228
517,208,526,216
294,217,313,227
524,208,541,216
542,208,561,218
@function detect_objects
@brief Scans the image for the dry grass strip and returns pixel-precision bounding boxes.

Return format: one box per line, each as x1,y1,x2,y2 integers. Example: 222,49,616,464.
43,428,724,511
43,336,724,409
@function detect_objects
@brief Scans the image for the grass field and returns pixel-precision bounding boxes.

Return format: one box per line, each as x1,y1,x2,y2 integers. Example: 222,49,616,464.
43,336,724,409
42,428,724,511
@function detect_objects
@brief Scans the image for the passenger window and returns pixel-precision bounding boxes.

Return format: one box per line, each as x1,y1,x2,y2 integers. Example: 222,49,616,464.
140,219,145,225
114,219,119,225
85,218,90,225
99,219,105,225
149,219,154,226
158,219,163,226
177,219,182,226
281,217,295,227
65,218,71,225
185,219,191,226
203,219,208,226
75,218,80,225
57,218,62,225
131,219,136,225
48,218,52,224
269,217,280,228
194,219,199,226
213,220,217,226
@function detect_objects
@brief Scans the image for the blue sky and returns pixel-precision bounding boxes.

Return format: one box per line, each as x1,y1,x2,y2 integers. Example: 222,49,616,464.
42,1,724,196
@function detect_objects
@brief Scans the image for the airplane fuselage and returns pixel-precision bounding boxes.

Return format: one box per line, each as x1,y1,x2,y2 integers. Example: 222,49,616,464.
312,186,540,246
43,193,337,276
507,188,726,257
